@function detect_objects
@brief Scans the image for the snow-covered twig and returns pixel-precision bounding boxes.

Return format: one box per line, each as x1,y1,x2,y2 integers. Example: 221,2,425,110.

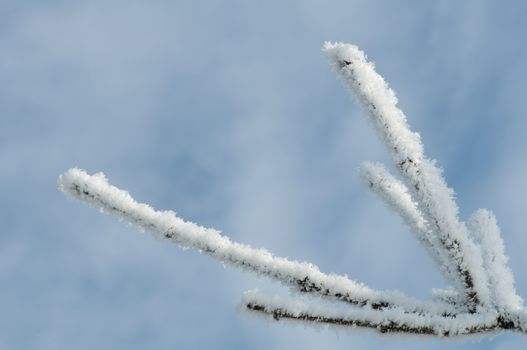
59,42,526,337
324,42,490,311
359,161,457,287
243,290,518,337
467,209,523,311
58,168,453,315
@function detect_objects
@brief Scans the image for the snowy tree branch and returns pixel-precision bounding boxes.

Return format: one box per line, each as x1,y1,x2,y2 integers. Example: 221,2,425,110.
58,168,452,315
467,209,523,311
243,290,521,336
359,161,458,288
324,42,490,311
59,42,526,337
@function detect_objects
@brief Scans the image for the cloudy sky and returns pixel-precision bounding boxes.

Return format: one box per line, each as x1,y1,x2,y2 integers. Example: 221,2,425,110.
2,0,527,349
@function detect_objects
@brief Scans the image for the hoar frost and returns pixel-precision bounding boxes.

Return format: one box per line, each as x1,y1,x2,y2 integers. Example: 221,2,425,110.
59,42,526,337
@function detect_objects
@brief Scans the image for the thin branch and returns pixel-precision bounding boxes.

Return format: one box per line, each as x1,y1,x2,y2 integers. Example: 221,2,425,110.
359,161,458,289
58,168,454,316
243,290,516,337
468,209,524,311
323,42,490,310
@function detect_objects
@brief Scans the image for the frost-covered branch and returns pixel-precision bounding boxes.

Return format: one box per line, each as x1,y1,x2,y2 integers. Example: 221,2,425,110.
467,209,523,311
359,162,428,238
59,42,526,337
243,290,523,336
58,168,452,315
324,42,490,311
359,162,458,288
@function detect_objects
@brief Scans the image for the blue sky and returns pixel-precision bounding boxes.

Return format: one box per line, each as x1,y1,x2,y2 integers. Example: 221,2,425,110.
1,0,527,349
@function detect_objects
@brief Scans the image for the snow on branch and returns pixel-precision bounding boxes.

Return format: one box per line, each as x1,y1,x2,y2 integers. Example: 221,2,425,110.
243,290,504,337
359,162,461,292
324,42,490,311
59,42,526,337
58,168,452,315
468,209,523,311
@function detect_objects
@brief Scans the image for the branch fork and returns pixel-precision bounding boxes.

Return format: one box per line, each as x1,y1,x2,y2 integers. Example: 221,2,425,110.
58,42,526,337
